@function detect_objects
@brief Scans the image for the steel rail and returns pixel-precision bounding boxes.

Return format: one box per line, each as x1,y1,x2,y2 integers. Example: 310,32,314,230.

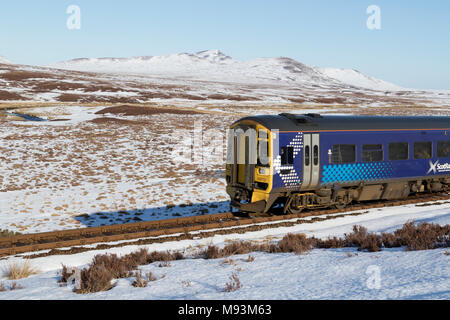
0,193,448,258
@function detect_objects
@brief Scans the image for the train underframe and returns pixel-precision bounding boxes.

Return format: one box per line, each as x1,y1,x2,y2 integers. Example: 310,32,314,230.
230,176,450,215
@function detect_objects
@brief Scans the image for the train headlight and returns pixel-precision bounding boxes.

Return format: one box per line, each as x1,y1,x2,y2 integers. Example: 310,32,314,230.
258,167,269,175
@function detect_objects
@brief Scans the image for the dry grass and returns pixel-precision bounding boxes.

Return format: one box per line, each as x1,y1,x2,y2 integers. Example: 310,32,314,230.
3,260,40,280
0,282,23,292
223,273,242,292
181,280,192,288
245,255,255,262
221,258,237,266
9,282,23,291
132,271,148,288
0,229,21,238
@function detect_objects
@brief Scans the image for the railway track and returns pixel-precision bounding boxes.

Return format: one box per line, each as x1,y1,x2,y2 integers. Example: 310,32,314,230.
1,193,449,258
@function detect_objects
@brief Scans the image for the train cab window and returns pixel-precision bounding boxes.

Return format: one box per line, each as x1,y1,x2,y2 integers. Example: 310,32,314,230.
281,147,294,165
332,144,355,164
389,142,408,160
362,144,383,162
414,142,432,159
257,130,269,166
437,141,450,158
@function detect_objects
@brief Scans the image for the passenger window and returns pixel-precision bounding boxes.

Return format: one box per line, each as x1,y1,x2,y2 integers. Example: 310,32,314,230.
313,145,319,166
437,141,450,158
304,146,310,166
362,144,383,162
414,142,432,159
332,144,355,164
281,147,294,165
389,142,408,160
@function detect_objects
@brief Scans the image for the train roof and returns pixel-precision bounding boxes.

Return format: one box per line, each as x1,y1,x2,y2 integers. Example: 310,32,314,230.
234,113,450,131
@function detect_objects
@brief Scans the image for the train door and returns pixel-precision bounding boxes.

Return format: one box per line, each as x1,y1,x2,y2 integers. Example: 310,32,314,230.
301,133,320,190
232,129,255,189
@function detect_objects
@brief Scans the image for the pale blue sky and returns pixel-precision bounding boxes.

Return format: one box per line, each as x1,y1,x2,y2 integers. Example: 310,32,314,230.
0,0,449,89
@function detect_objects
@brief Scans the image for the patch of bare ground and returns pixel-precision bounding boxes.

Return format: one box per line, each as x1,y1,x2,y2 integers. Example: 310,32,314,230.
31,81,88,92
310,97,349,104
89,117,138,125
94,105,201,116
0,91,28,101
207,94,259,101
0,71,56,81
57,93,140,104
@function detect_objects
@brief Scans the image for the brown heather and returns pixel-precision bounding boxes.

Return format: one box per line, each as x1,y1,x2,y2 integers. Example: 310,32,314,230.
60,221,449,294
61,248,184,294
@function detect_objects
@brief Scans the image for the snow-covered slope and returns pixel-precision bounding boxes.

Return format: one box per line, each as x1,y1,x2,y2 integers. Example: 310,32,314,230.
318,67,403,91
0,56,11,64
49,50,402,91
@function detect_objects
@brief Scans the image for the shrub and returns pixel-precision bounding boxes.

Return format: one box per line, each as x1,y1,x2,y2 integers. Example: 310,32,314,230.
393,222,449,251
204,245,221,259
61,248,184,294
344,226,382,252
316,236,345,249
277,233,316,254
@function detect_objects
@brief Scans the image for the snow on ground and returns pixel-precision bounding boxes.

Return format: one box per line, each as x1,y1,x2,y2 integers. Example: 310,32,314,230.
0,106,234,232
0,104,449,300
0,202,448,300
1,104,450,233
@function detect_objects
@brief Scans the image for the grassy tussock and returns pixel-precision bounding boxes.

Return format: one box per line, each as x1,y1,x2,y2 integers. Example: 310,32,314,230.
3,260,40,280
0,229,21,238
0,282,23,292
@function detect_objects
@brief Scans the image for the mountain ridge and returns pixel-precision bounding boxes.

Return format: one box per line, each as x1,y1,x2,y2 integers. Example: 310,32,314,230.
48,50,403,91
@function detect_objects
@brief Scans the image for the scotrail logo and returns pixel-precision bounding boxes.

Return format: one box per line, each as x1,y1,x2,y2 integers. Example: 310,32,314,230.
427,160,450,174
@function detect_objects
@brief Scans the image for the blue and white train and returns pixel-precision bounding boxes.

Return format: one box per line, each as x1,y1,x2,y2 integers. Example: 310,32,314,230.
225,113,450,213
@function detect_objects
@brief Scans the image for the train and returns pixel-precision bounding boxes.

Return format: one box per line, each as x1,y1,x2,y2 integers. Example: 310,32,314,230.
225,113,450,214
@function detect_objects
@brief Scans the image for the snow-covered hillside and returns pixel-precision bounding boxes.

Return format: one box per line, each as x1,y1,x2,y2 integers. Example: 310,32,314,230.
0,56,11,64
319,67,403,91
1,50,449,106
49,50,402,91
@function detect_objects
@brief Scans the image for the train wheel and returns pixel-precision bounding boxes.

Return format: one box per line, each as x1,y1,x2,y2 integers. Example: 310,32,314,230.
334,203,347,210
287,205,304,215
284,195,304,215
